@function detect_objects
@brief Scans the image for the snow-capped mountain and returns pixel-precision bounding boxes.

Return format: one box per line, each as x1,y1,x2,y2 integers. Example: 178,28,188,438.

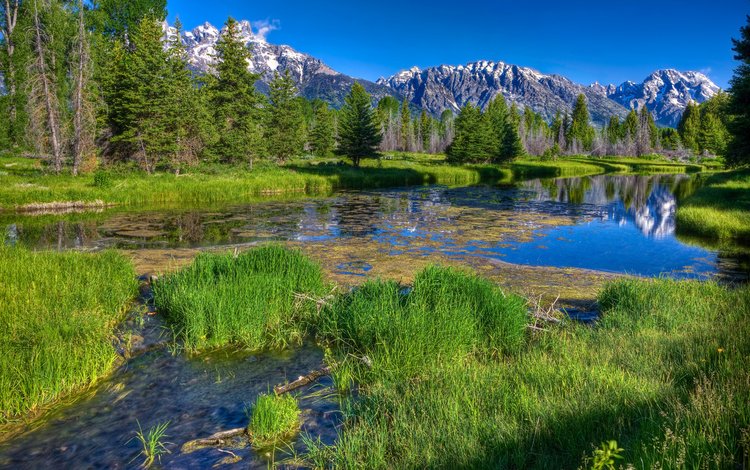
164,20,720,127
601,70,720,127
378,62,721,126
377,61,630,125
164,21,395,107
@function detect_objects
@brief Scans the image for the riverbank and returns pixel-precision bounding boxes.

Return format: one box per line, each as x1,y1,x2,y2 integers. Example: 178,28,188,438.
676,168,750,242
0,153,717,211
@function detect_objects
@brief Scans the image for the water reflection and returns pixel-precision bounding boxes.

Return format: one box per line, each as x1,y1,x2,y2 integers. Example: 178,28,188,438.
2,174,745,280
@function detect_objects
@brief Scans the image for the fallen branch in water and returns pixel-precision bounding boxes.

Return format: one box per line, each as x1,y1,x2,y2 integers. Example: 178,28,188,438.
181,428,246,452
274,366,333,395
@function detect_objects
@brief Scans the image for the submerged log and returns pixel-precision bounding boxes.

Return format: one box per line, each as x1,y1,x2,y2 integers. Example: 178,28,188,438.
274,366,333,395
181,427,246,452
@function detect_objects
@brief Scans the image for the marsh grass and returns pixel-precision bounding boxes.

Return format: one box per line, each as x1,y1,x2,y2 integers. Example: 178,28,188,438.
152,245,329,352
131,420,171,469
676,169,750,241
309,277,749,468
320,265,528,381
248,394,302,448
0,246,136,423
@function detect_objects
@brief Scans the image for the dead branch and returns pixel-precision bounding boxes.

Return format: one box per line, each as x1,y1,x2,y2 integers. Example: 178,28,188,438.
274,366,333,395
181,427,246,452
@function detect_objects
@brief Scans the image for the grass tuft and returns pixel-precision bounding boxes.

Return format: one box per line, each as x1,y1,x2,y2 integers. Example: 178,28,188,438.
247,393,301,448
153,245,329,352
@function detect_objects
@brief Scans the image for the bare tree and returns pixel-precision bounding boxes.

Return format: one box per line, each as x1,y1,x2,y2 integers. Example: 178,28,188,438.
1,0,19,135
71,0,95,175
29,0,64,172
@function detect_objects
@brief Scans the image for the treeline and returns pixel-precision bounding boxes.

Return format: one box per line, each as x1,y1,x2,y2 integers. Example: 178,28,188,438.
0,1,353,173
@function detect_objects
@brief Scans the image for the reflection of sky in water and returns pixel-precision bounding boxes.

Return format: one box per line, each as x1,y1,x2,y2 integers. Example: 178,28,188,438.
3,174,746,280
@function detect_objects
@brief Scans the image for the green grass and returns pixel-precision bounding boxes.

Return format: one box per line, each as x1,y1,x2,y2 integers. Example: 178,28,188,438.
152,245,330,352
0,155,499,209
676,169,750,242
320,266,528,381
0,246,136,423
305,277,749,469
248,393,301,448
131,420,171,469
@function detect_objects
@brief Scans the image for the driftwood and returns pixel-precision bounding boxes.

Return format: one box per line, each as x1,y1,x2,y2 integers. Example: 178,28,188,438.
274,366,333,395
181,427,246,452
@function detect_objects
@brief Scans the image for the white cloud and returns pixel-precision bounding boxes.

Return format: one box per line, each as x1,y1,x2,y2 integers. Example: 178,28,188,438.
252,19,280,42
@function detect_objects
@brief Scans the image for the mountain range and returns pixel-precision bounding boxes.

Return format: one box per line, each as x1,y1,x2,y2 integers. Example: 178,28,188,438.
165,21,721,127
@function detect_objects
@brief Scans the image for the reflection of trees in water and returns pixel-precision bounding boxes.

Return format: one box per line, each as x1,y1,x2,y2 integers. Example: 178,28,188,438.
13,220,101,249
524,174,699,238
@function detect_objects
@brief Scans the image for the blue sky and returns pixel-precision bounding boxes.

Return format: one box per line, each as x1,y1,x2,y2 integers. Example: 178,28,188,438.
166,0,749,88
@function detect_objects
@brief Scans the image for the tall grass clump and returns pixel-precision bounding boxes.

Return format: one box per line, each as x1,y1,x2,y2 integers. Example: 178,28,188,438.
0,246,136,422
321,265,528,380
308,277,749,468
247,393,301,448
131,420,171,469
153,245,328,351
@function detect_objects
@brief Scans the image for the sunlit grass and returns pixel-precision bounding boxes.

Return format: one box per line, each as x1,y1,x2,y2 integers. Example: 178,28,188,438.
0,246,136,422
247,394,301,448
152,245,329,352
131,420,171,469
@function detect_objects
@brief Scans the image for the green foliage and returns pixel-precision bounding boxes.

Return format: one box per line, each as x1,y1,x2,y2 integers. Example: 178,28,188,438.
589,441,624,470
568,94,595,151
678,101,701,153
726,17,750,166
131,420,171,469
659,127,681,151
0,246,136,421
337,83,382,167
97,0,166,38
248,394,301,447
210,17,266,165
446,103,494,163
266,71,306,162
309,101,336,157
153,246,329,351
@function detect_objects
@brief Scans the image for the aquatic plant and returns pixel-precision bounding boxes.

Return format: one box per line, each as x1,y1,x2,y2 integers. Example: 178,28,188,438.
153,245,329,351
0,246,136,423
247,394,301,448
131,420,171,469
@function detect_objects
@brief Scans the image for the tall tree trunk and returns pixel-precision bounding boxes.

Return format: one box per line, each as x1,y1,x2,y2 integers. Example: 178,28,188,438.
31,0,63,173
2,0,19,139
71,0,90,176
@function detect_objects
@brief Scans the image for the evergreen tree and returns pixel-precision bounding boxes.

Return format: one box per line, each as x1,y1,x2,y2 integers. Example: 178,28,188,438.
606,116,622,144
623,109,639,140
726,16,750,166
210,17,265,166
446,103,493,163
501,108,524,161
337,83,381,167
376,96,399,124
115,16,174,173
419,110,431,151
266,71,306,162
567,94,595,151
660,128,681,151
98,0,167,39
71,0,97,175
309,101,336,157
698,93,731,156
400,98,411,151
485,95,509,155
678,102,701,153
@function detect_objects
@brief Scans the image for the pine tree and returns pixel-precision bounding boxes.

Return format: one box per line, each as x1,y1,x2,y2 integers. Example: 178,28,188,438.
698,93,731,156
501,108,524,161
400,98,411,151
98,0,167,39
337,83,381,167
266,71,306,162
120,16,176,172
309,101,336,157
726,16,750,166
210,17,265,166
568,94,595,152
678,102,701,154
636,106,654,156
606,116,621,144
623,109,638,139
447,103,494,163
419,110,431,152
485,95,509,156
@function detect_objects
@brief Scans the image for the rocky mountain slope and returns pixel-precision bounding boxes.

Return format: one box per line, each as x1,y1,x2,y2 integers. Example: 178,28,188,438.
163,20,395,107
164,20,720,127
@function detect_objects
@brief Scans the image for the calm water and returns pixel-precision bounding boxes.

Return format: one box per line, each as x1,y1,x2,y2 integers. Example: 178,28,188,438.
3,173,747,280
